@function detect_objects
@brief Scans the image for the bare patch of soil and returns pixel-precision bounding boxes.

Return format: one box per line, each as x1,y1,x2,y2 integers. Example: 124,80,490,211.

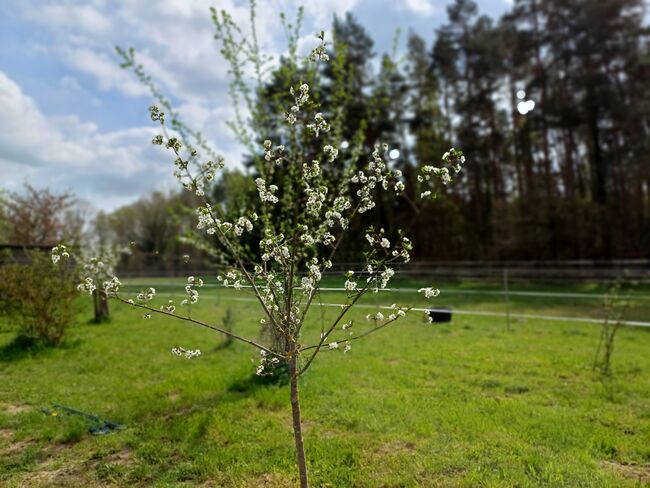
1,438,34,456
375,440,417,456
16,448,134,487
18,466,102,488
602,460,650,483
85,447,135,469
248,472,297,487
1,402,31,415
167,392,181,403
104,448,134,466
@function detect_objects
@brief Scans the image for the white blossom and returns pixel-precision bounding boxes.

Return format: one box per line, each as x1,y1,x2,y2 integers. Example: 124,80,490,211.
309,31,330,62
344,280,357,291
255,178,279,203
51,244,70,264
77,277,96,295
306,113,329,137
418,287,441,298
323,144,338,162
171,347,202,359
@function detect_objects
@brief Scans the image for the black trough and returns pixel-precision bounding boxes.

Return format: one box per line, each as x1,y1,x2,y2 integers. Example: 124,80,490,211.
427,307,453,323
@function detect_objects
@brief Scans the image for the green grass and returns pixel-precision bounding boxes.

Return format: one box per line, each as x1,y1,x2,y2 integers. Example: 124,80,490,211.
1,281,649,487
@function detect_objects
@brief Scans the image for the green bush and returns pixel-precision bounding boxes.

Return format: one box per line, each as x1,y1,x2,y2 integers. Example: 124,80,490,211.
0,250,79,346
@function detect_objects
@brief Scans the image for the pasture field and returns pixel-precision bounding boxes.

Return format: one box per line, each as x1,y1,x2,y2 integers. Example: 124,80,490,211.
1,279,649,487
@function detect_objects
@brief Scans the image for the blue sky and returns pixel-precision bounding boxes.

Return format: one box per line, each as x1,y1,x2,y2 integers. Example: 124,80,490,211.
0,0,510,211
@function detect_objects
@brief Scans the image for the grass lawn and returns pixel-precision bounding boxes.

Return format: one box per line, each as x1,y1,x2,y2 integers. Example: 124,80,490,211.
1,281,649,487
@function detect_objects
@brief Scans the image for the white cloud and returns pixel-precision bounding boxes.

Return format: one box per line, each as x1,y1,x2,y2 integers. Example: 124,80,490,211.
59,75,82,92
39,3,113,36
0,71,172,207
4,0,362,209
60,47,149,97
0,71,85,168
301,0,362,26
20,0,360,101
21,1,264,100
59,75,104,107
402,0,440,16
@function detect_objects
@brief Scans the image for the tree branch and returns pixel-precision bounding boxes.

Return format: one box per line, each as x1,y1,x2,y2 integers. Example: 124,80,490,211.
114,295,281,357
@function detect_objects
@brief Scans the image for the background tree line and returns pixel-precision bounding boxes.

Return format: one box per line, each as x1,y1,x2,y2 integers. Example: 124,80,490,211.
322,0,650,261
2,0,649,265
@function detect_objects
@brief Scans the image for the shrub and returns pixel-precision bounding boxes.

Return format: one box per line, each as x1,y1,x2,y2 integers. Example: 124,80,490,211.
0,250,78,346
593,279,633,376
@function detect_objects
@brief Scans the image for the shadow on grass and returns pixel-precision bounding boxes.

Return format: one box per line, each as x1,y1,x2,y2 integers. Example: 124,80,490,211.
0,335,81,363
153,372,289,430
227,365,290,395
86,316,112,326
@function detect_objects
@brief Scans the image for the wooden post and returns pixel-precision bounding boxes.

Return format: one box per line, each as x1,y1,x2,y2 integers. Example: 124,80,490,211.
504,268,511,332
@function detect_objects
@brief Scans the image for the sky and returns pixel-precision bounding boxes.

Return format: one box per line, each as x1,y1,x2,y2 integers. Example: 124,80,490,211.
0,0,511,212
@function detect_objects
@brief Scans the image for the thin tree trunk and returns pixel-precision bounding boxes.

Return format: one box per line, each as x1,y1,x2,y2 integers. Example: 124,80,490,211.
93,291,99,320
289,354,309,488
99,290,109,319
92,289,110,322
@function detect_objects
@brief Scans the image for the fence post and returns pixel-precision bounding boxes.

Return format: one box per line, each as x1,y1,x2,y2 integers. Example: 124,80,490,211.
504,268,511,332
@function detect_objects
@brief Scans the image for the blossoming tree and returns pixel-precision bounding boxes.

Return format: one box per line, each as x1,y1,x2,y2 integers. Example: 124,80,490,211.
53,16,464,488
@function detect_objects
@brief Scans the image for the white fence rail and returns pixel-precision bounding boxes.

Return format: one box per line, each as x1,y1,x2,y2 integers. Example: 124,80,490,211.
116,260,650,282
